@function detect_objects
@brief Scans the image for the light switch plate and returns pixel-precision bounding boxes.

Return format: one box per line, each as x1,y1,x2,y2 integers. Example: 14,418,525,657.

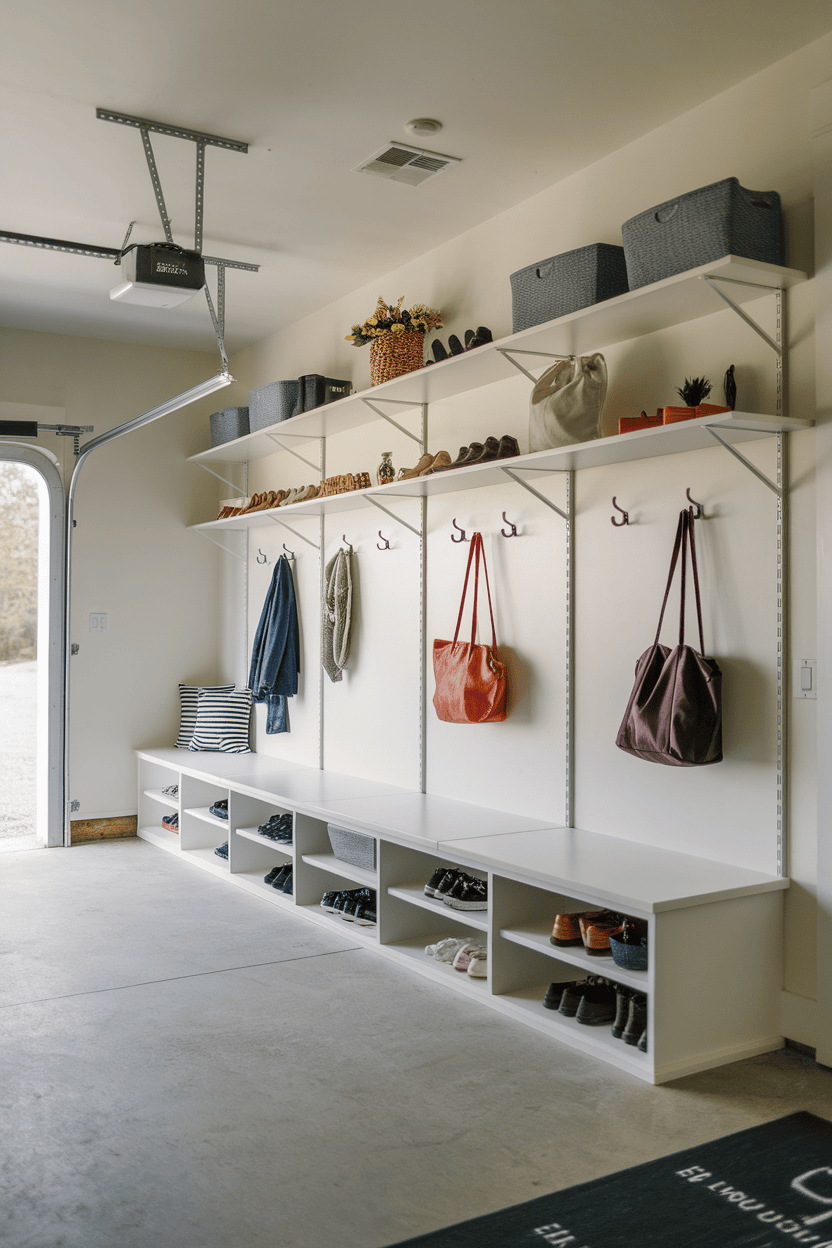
792,659,817,699
89,613,109,633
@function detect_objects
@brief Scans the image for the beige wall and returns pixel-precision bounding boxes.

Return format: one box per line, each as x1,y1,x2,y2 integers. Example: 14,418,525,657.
221,32,832,1030
0,327,223,819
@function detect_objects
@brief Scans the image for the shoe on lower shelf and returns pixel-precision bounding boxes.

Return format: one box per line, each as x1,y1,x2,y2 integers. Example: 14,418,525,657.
623,994,648,1046
467,951,487,978
575,978,617,1026
543,980,580,1011
611,986,632,1039
271,863,292,890
445,877,487,911
214,842,228,859
558,981,588,1017
425,937,470,963
451,942,486,973
264,866,282,885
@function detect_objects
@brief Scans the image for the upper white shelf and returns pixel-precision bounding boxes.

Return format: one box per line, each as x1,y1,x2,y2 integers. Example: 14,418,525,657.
189,255,807,467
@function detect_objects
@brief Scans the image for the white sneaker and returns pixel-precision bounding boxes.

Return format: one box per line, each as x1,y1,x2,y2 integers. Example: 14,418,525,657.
425,937,470,963
451,943,486,973
467,952,488,978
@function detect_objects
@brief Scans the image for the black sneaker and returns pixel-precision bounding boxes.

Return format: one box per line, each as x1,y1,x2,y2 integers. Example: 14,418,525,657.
209,800,229,820
637,1029,648,1053
432,869,464,901
281,869,293,895
353,903,377,926
341,887,373,921
271,864,292,890
611,987,632,1039
424,866,451,897
576,979,616,1026
264,866,282,885
320,891,342,911
446,877,487,911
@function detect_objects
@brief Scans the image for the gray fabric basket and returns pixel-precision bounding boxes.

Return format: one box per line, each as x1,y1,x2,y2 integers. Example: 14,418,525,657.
621,177,783,291
510,243,629,334
249,379,301,431
327,823,376,871
209,406,249,447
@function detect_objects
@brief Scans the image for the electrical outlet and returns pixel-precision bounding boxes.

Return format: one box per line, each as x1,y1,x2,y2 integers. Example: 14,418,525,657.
90,613,109,633
792,659,817,699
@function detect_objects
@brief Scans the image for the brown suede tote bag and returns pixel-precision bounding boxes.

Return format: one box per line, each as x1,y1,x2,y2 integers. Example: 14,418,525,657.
616,507,722,766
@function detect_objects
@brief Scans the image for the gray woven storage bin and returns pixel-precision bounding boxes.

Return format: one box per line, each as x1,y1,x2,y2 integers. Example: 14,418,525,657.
510,243,628,334
621,177,783,291
249,379,301,431
327,824,377,871
209,406,249,447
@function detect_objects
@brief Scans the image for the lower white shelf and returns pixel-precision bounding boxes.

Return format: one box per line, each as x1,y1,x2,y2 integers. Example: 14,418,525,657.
185,847,230,874
143,788,179,808
138,824,181,849
388,883,489,932
296,903,379,942
493,985,650,1074
382,934,489,994
499,923,649,991
234,868,296,905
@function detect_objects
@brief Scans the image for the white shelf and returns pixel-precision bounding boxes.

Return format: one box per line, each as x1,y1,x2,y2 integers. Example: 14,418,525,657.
296,902,378,941
493,984,649,1074
137,824,180,849
301,852,376,888
387,883,489,932
185,846,230,873
188,255,807,470
189,408,810,534
236,825,293,852
498,923,649,990
234,868,296,905
184,805,230,829
143,788,179,807
382,935,489,991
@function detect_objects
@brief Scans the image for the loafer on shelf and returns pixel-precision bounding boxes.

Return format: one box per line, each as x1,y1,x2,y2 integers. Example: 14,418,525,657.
496,434,520,459
422,450,450,473
575,978,617,1026
400,453,436,480
464,436,501,465
543,980,580,1010
549,912,591,947
558,981,587,1016
579,911,622,957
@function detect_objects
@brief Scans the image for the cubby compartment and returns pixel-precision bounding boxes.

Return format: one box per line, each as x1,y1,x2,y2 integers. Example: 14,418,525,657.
379,841,489,933
230,792,295,878
494,875,650,993
137,758,183,849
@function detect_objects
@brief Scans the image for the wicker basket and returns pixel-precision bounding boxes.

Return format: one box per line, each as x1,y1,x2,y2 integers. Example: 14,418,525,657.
327,823,377,871
369,332,424,385
510,244,629,334
621,177,783,290
608,933,648,972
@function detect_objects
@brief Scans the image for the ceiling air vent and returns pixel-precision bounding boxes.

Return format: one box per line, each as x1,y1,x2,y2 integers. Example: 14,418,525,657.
354,141,461,186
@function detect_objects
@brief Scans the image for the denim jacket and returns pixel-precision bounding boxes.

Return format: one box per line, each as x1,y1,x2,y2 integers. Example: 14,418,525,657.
248,555,299,733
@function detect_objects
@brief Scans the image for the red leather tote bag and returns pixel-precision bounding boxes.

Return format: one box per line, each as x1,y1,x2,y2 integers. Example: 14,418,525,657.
616,508,722,766
433,532,507,724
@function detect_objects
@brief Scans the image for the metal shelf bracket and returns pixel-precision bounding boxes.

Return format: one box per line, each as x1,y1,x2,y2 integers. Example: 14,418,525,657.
365,494,421,536
264,513,321,550
497,347,575,384
359,398,427,446
192,460,244,495
194,529,246,561
500,464,569,521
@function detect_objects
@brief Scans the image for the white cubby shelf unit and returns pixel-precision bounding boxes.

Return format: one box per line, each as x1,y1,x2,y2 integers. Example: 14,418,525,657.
137,255,810,1083
137,748,787,1085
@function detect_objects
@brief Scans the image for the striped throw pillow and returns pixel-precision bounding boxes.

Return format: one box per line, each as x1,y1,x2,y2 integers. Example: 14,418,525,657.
176,684,235,749
188,687,253,754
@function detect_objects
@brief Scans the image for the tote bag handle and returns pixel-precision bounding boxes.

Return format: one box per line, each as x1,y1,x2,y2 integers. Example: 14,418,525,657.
653,508,706,654
452,532,498,650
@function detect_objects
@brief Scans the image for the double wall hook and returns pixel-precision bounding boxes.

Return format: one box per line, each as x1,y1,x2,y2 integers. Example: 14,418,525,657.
686,488,704,520
377,531,391,551
342,536,354,553
611,497,629,527
282,543,295,559
501,512,519,538
451,519,470,543
256,548,268,564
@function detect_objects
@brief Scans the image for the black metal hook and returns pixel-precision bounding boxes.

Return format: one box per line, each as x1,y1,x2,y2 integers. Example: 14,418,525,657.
342,536,353,553
611,497,629,527
500,512,519,538
686,488,704,520
377,531,391,551
451,519,470,543
256,548,268,564
282,543,295,560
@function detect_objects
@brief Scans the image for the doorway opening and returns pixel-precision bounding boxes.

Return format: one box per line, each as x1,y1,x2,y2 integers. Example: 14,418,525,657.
0,445,65,850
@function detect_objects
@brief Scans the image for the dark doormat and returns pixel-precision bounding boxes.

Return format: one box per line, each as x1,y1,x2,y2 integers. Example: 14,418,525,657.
386,1112,832,1247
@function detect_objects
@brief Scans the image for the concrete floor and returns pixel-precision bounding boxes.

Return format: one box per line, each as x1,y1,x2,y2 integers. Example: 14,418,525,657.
2,839,830,1248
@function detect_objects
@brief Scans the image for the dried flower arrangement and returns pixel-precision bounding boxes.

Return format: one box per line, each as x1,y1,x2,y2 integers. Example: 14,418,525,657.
346,296,443,347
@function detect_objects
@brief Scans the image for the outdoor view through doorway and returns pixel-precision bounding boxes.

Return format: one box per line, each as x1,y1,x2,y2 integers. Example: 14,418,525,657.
0,462,45,852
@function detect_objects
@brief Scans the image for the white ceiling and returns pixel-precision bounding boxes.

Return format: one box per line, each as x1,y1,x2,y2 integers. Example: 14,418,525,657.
2,0,831,358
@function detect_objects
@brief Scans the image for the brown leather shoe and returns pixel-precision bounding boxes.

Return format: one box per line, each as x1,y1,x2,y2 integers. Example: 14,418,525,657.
579,911,622,957
465,436,501,465
423,450,451,473
400,453,436,480
431,443,483,472
497,434,520,459
550,912,593,946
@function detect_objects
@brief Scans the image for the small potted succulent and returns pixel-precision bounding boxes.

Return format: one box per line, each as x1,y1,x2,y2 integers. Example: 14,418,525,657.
346,296,443,385
663,376,730,424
